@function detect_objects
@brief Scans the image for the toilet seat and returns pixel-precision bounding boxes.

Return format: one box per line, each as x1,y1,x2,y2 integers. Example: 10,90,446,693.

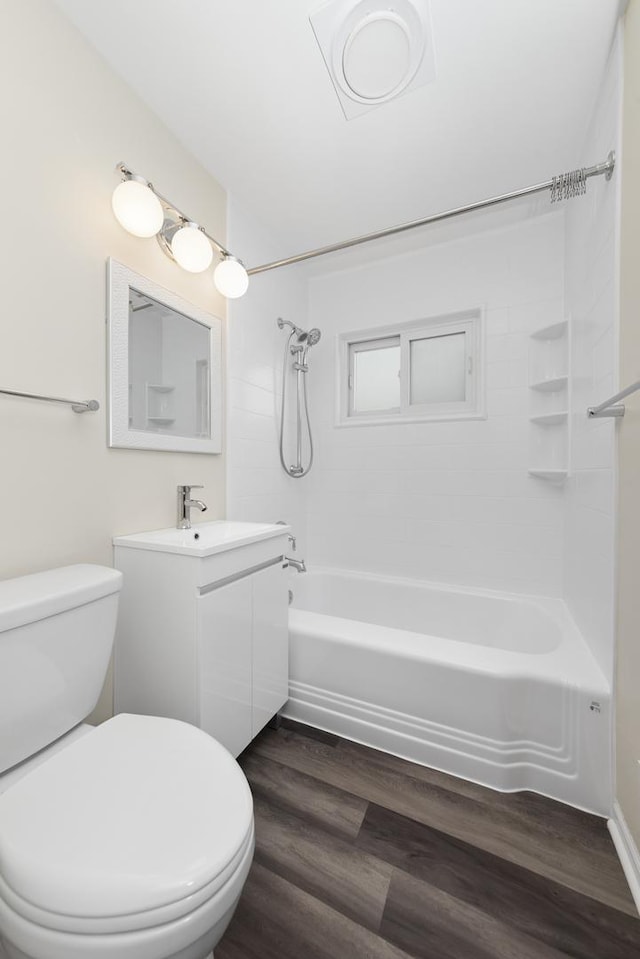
0,834,254,959
0,713,254,939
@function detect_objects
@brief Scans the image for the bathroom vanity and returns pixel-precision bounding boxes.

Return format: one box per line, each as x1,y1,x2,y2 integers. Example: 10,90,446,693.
113,521,290,756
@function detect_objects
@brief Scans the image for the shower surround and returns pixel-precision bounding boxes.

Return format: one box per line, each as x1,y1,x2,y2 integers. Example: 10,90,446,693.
226,35,620,816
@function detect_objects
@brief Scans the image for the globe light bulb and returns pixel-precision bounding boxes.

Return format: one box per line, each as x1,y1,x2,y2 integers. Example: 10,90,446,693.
171,222,214,273
213,256,249,298
111,178,163,238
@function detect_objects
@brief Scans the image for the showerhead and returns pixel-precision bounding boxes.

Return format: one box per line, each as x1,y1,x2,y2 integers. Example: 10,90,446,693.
278,317,321,347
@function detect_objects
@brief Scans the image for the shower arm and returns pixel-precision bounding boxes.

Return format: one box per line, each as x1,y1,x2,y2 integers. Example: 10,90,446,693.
248,153,615,275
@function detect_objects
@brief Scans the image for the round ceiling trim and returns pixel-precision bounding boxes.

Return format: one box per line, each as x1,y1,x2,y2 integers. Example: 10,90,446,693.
331,0,428,105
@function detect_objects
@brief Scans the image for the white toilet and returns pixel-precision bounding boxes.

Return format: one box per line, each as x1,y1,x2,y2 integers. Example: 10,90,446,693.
0,565,254,959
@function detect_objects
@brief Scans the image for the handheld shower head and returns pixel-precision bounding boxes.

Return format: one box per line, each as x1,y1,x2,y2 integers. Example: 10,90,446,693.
277,318,321,347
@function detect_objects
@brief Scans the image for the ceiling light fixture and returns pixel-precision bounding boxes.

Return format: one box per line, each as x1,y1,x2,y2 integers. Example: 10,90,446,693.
112,164,249,298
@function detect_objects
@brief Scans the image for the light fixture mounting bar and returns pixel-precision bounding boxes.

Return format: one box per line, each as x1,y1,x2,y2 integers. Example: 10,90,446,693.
116,163,231,259
247,152,615,276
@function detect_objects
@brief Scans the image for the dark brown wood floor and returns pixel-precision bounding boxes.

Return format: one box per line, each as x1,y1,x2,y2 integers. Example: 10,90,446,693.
217,719,640,959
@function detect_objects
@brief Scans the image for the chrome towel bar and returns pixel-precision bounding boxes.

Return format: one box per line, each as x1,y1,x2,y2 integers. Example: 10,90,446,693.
0,387,99,414
587,378,640,419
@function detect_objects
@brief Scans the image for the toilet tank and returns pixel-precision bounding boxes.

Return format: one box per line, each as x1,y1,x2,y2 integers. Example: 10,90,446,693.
0,565,122,774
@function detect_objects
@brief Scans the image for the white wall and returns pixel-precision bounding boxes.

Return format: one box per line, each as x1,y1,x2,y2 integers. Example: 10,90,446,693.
616,0,640,852
564,29,622,682
226,200,309,552
305,213,567,595
0,0,228,719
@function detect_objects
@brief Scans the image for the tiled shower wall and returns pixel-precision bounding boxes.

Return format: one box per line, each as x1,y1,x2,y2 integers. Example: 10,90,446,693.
304,214,567,596
227,38,619,664
563,29,621,682
226,198,308,551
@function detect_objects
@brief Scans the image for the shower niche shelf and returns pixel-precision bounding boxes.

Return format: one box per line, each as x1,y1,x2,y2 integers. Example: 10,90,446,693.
529,375,568,393
529,411,568,426
528,317,571,481
145,383,176,429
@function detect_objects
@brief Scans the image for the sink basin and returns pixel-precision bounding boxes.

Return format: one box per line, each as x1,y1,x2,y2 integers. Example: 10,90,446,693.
113,521,290,557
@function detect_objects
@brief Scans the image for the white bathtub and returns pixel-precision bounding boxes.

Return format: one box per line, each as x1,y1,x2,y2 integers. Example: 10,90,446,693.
284,568,611,814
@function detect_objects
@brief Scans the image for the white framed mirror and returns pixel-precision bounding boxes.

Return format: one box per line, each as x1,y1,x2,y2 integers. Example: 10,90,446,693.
107,259,222,453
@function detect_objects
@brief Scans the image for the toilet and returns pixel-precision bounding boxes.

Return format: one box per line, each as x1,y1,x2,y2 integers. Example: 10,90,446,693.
0,565,254,959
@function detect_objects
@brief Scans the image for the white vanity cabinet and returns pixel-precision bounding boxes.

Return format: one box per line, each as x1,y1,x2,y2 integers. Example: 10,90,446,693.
113,522,290,756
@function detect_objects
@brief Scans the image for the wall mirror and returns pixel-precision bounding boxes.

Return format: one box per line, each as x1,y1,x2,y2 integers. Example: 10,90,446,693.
107,259,222,453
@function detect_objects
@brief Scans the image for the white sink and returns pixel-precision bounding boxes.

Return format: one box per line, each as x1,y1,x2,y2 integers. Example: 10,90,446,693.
113,521,290,557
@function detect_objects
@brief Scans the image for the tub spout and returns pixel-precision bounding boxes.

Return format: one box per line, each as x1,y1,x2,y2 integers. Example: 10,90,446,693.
286,557,306,574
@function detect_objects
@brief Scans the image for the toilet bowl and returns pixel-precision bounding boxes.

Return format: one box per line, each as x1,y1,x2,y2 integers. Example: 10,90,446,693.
0,566,255,959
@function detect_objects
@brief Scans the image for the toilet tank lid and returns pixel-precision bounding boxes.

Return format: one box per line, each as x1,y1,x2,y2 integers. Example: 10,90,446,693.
0,565,122,633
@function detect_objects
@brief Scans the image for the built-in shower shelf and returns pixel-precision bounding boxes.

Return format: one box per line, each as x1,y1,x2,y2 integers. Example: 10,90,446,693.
145,383,176,426
529,411,569,426
529,375,569,393
527,316,571,481
528,469,568,481
530,320,569,341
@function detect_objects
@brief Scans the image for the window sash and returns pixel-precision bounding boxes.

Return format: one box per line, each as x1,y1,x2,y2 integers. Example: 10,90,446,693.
348,336,401,416
401,320,475,415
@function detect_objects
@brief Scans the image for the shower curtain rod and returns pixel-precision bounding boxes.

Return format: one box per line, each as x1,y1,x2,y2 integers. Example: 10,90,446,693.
247,152,615,276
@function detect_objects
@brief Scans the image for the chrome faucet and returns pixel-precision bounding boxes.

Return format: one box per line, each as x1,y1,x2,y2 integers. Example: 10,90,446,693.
285,556,306,573
176,485,207,529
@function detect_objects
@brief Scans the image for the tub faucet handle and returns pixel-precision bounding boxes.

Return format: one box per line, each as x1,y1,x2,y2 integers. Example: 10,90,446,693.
276,519,296,551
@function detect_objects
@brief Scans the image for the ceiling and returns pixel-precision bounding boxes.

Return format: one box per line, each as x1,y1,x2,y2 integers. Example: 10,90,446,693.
54,0,621,260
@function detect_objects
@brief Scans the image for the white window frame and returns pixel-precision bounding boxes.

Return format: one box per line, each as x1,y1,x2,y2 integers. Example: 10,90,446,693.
337,308,485,427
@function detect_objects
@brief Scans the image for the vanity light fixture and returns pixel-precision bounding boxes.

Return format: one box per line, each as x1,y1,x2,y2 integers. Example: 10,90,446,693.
112,175,164,238
112,163,249,298
171,222,214,273
213,255,250,299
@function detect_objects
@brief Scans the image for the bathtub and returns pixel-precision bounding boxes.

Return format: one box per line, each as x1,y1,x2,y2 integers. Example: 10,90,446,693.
283,568,611,815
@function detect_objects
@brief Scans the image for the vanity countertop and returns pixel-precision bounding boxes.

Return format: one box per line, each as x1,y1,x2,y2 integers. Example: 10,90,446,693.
113,521,290,558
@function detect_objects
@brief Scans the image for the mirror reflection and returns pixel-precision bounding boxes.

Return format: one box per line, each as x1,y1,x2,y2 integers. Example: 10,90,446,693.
107,258,221,454
128,289,211,440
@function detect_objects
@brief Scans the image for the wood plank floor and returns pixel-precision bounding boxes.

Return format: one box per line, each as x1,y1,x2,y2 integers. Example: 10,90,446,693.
216,719,640,959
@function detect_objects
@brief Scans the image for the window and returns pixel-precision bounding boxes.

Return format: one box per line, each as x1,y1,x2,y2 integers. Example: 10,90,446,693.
339,310,483,425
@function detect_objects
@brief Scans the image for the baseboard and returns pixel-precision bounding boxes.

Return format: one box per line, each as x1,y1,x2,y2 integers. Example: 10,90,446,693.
608,801,640,913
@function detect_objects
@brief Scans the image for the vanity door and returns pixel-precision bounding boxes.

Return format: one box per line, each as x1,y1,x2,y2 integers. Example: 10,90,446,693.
197,578,253,756
251,562,289,737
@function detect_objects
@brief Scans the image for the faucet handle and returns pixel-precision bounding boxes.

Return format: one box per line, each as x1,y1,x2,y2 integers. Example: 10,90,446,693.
276,519,296,551
178,484,203,493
